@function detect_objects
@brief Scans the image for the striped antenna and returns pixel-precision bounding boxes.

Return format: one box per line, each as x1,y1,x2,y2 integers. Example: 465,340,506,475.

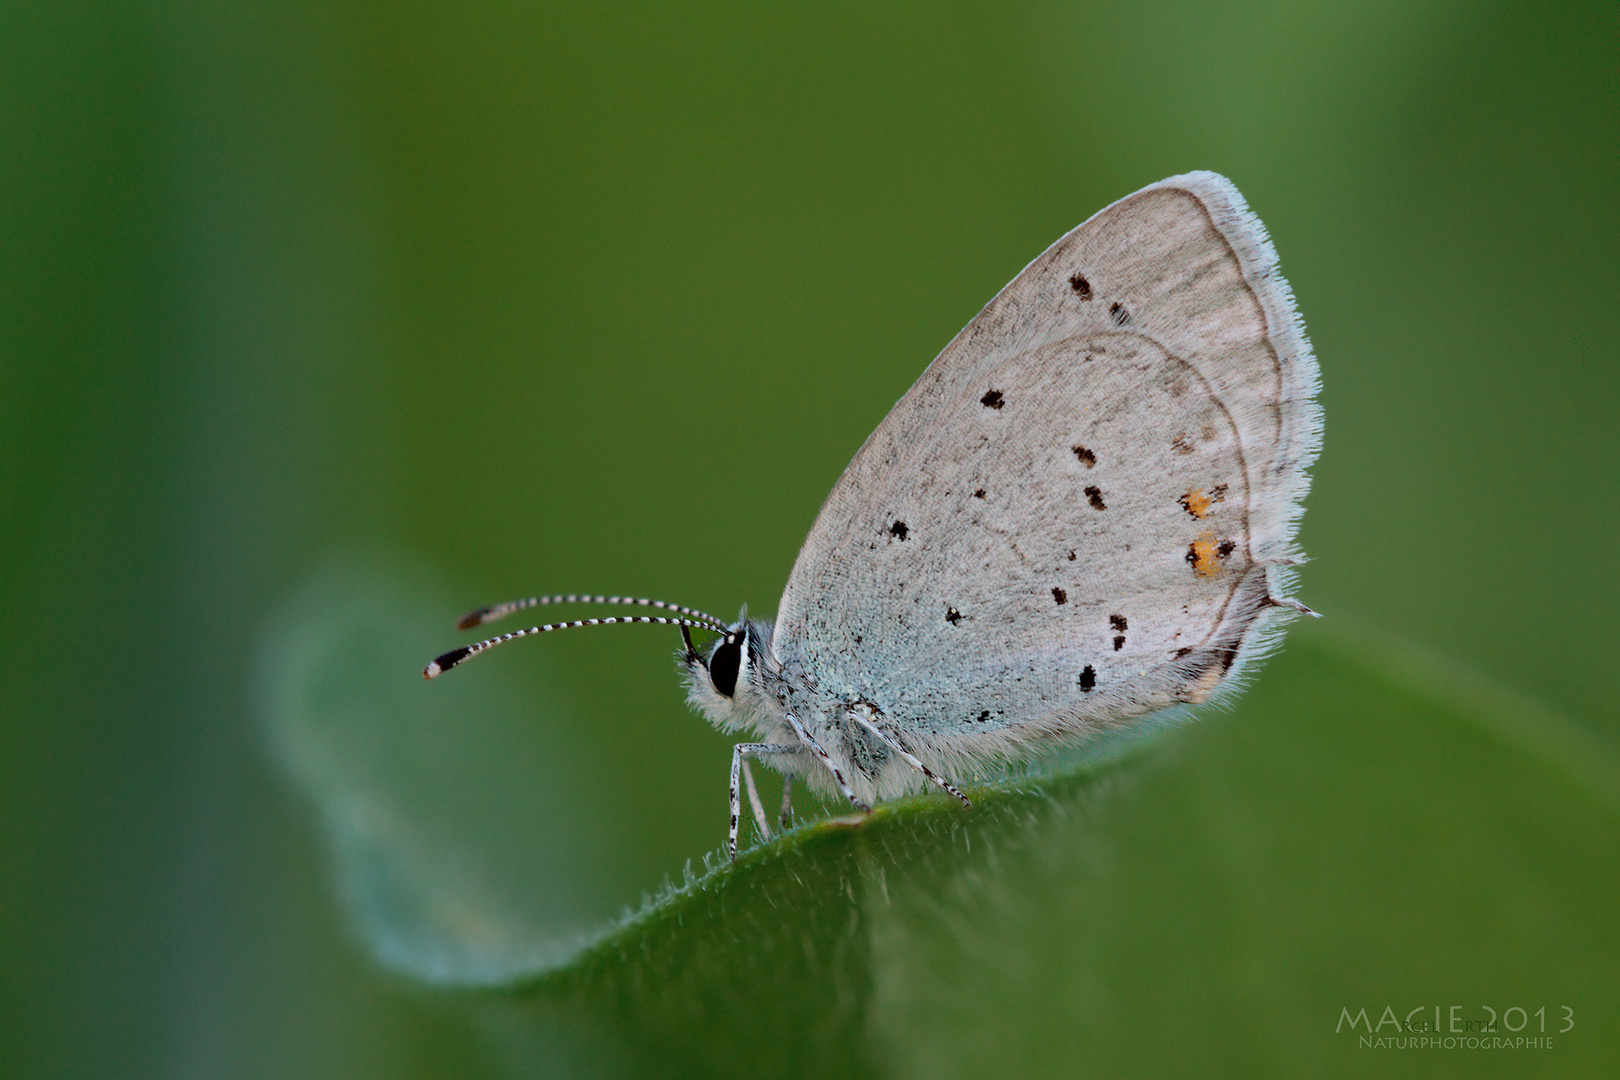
424,614,723,679
457,593,729,633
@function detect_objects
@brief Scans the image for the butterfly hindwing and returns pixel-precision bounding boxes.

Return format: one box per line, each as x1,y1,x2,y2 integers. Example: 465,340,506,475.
771,172,1319,750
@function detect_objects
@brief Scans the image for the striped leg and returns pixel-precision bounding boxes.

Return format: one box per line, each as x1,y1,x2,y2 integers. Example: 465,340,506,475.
783,712,870,814
728,744,804,861
849,712,972,808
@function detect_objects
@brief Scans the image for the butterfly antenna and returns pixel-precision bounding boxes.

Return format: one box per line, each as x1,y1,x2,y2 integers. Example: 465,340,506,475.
424,614,722,679
457,593,729,634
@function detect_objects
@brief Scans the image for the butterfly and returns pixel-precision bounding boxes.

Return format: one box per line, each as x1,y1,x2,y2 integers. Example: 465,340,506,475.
427,172,1321,860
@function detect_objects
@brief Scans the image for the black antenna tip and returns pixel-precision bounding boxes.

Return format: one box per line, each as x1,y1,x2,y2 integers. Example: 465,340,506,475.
457,608,491,631
424,645,473,679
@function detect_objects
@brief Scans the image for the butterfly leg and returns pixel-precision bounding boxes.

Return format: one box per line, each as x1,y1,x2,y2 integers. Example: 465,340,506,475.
779,775,794,830
783,711,871,815
739,756,771,841
729,743,804,861
849,712,972,808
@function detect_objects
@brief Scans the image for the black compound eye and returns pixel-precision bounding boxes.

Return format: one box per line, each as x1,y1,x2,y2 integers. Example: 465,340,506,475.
708,632,743,698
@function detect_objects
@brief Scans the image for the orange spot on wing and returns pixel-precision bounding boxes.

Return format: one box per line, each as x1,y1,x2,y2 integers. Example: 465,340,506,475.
1179,484,1227,520
1188,532,1223,577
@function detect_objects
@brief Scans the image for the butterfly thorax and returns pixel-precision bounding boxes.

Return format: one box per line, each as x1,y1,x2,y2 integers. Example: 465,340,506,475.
681,613,973,804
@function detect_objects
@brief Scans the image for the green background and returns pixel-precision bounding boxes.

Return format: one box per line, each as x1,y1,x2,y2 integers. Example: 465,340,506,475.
2,0,1614,1076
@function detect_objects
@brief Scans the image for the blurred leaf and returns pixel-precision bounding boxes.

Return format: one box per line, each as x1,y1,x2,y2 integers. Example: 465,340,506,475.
256,553,635,985
429,627,1617,1078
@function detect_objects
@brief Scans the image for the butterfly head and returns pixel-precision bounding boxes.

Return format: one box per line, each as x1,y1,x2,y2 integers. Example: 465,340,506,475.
680,610,778,734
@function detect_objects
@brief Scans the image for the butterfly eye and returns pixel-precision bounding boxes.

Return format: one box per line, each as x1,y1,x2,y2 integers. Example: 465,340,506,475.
708,632,744,697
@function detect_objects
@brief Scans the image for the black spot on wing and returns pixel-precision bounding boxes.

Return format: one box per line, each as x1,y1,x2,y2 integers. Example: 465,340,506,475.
889,520,909,540
1071,445,1096,468
945,606,963,625
980,389,1004,409
973,488,986,499
1067,272,1092,300
1084,486,1107,511
1051,587,1067,605
1109,302,1131,326
1079,665,1096,691
1109,614,1127,651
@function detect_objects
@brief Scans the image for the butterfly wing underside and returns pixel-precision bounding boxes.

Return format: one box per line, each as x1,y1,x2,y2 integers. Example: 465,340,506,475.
771,172,1320,759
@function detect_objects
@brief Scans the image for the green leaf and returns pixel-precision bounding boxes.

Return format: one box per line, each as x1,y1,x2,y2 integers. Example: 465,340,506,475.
504,632,1618,1078
256,554,630,985
261,566,1618,1078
